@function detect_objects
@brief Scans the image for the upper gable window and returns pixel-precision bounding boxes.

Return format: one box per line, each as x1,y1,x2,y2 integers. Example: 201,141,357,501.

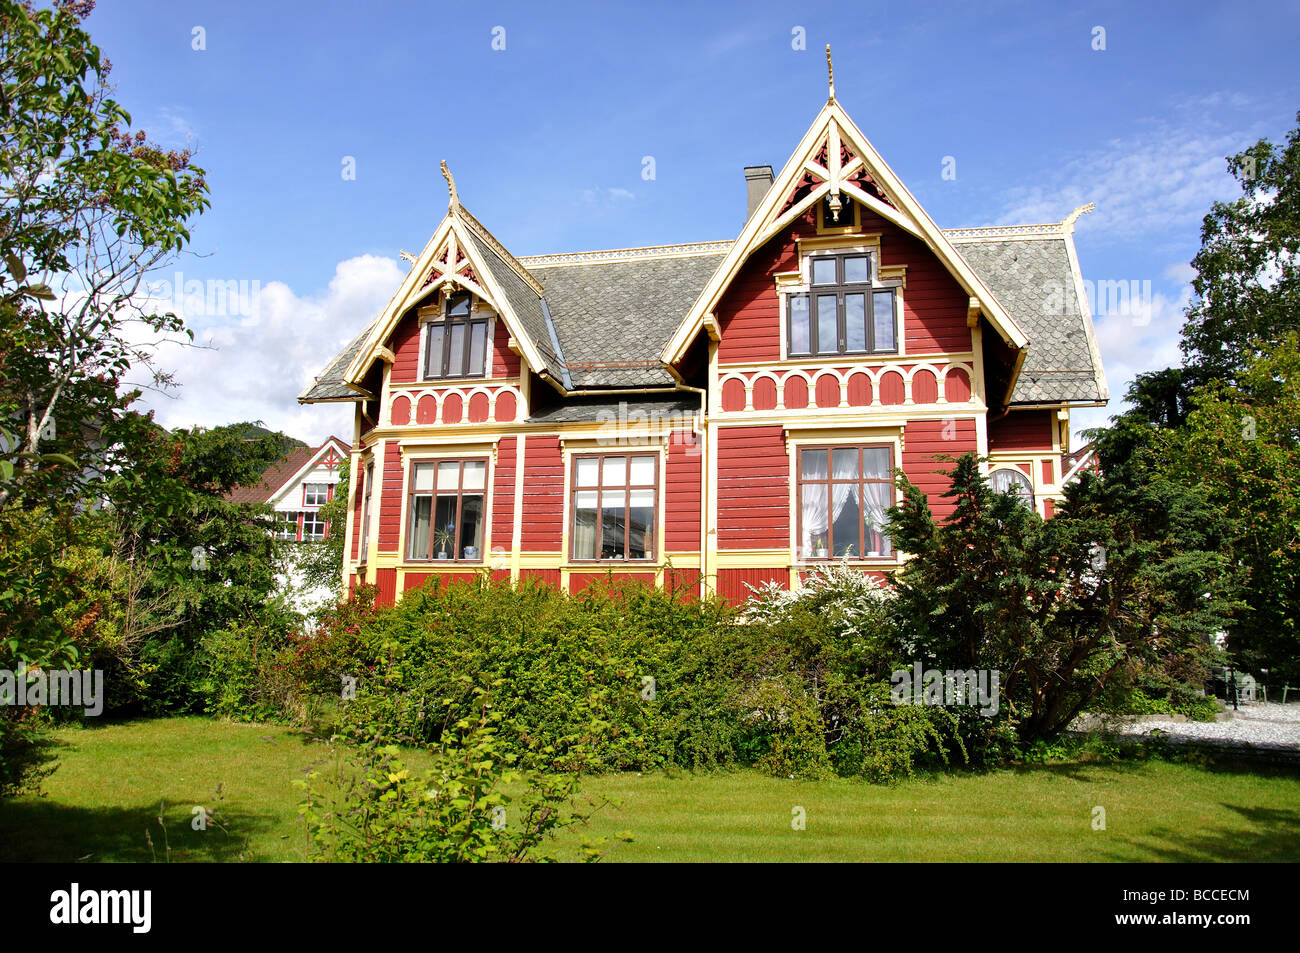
422,291,491,380
789,252,899,358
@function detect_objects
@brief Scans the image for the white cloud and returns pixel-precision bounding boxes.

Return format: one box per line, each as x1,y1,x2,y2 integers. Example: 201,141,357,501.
577,185,636,211
135,254,404,445
995,98,1259,242
1072,286,1191,441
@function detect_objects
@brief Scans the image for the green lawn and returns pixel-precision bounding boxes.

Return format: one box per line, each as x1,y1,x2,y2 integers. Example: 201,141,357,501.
2,717,1297,862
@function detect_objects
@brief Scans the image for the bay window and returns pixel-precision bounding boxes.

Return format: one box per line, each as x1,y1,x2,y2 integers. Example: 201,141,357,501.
798,445,894,560
407,458,486,561
571,453,657,561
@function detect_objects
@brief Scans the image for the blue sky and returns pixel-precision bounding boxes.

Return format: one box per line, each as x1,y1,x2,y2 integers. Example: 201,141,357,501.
87,0,1300,443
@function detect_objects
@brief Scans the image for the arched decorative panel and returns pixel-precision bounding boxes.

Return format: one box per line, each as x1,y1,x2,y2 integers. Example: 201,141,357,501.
912,368,938,404
494,390,517,422
784,375,809,409
944,367,971,403
814,373,840,408
721,377,747,412
846,372,872,407
879,370,906,405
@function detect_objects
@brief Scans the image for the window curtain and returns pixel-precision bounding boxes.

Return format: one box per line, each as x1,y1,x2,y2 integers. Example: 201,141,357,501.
862,482,892,556
801,452,829,557
800,452,860,557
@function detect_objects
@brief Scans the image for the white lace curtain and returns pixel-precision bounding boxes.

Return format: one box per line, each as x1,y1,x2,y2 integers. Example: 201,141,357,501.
802,453,892,557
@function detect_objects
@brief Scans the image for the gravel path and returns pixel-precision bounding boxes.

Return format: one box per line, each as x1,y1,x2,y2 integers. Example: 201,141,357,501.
1111,702,1300,751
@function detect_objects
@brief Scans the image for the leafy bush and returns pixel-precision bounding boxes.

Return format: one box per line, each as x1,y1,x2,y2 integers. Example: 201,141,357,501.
323,576,744,773
298,696,605,862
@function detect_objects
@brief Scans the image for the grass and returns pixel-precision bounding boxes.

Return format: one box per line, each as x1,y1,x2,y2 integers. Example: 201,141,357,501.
2,716,1297,862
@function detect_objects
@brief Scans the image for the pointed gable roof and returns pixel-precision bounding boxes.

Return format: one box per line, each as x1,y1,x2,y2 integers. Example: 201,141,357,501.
334,168,565,395
660,97,1030,368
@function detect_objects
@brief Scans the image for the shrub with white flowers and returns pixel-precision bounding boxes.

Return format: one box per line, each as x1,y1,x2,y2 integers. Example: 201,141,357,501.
742,558,894,639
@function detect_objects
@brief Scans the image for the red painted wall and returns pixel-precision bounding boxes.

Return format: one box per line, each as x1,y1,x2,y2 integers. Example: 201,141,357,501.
519,435,564,552
716,208,973,365
717,426,788,549
989,410,1055,452
520,568,561,588
902,418,978,520
569,571,658,593
492,436,517,555
375,567,397,606
665,432,702,553
389,311,520,385
377,441,404,553
350,464,365,562
717,567,787,607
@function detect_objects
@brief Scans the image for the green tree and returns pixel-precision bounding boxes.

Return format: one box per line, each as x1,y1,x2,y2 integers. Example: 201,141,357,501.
1181,113,1300,391
885,452,1236,741
0,0,209,509
1154,336,1300,682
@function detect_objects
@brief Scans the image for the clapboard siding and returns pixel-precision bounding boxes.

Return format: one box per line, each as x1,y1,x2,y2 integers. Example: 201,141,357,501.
902,418,978,520
989,409,1055,452
519,435,564,552
717,426,788,548
376,441,404,552
491,436,517,553
665,433,702,553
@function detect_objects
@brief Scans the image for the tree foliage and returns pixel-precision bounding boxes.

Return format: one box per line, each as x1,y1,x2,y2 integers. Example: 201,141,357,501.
885,452,1236,741
0,0,209,509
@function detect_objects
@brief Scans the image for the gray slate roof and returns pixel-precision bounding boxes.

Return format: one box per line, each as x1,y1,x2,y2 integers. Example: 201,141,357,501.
528,254,726,388
953,236,1106,404
299,321,375,402
463,230,567,381
301,223,1106,408
527,394,700,424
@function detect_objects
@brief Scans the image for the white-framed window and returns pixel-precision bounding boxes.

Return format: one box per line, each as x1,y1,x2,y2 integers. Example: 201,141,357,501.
303,482,328,506
302,511,328,540
358,458,374,565
796,445,894,560
787,250,900,358
274,511,300,541
570,453,658,562
406,457,487,562
990,468,1035,510
421,291,492,380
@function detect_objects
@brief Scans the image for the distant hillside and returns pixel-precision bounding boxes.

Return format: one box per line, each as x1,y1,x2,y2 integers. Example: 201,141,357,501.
227,422,308,460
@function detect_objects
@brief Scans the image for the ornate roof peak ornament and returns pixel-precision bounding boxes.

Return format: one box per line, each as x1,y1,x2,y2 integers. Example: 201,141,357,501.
440,159,459,210
826,45,835,102
1062,202,1096,231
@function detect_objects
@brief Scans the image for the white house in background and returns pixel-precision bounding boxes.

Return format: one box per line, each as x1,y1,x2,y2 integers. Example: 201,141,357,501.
225,434,350,611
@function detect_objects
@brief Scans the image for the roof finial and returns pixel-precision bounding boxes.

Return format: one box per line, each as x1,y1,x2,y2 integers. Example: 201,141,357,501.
1062,202,1096,231
826,44,835,102
440,159,459,210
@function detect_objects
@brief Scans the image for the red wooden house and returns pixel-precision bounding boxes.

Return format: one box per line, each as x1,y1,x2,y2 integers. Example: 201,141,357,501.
300,75,1107,607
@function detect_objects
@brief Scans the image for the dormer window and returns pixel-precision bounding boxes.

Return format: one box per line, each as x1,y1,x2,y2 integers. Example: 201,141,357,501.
788,251,899,357
422,290,491,380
